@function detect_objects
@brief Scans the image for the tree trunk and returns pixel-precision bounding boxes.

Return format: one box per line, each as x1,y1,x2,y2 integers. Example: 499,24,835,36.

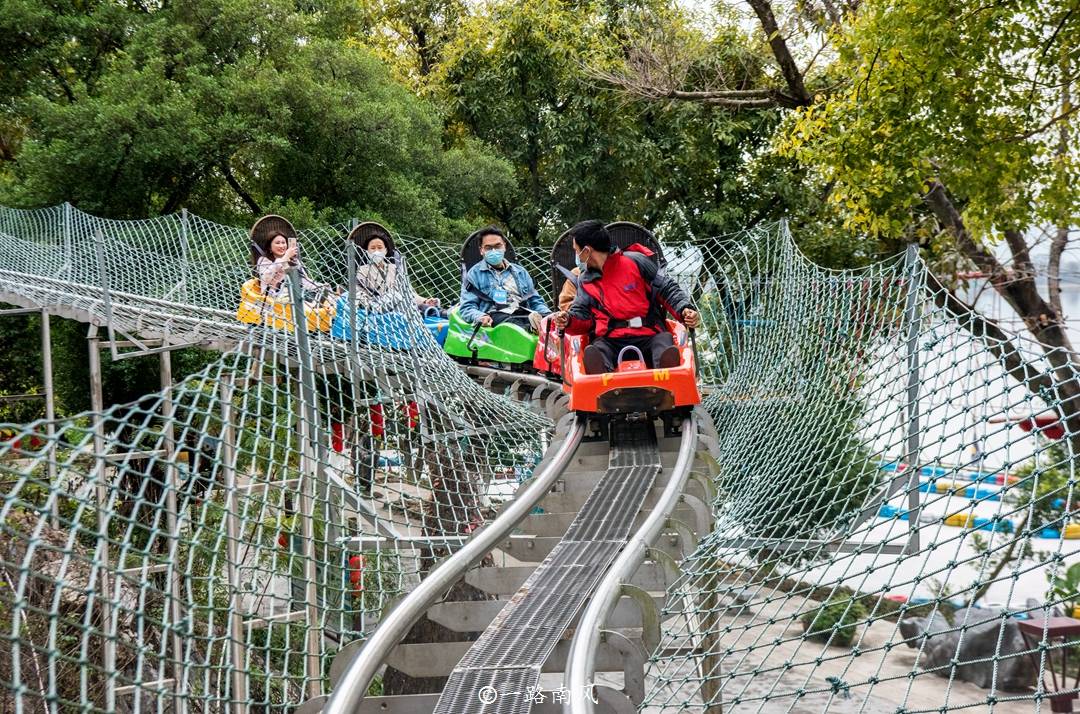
745,0,813,106
923,181,1080,460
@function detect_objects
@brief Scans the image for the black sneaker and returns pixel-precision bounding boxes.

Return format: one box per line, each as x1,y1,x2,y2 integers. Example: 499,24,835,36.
583,345,607,375
658,345,681,369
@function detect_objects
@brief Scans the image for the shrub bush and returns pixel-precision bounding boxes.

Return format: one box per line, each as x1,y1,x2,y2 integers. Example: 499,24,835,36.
801,597,868,647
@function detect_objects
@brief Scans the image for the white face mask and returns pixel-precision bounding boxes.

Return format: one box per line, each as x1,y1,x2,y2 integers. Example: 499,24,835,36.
368,249,387,264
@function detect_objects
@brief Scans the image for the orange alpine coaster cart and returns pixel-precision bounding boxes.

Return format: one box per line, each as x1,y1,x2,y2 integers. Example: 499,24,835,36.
560,320,700,413
533,222,701,431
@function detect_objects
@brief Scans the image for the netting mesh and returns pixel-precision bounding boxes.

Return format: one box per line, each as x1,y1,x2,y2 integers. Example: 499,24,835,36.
0,204,552,711
0,204,1077,712
646,229,1080,712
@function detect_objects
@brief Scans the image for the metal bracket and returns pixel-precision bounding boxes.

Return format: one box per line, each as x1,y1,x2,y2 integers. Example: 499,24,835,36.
678,491,712,537
665,517,698,558
601,629,648,704
646,546,682,585
697,432,720,459
619,583,662,653
695,449,721,478
688,468,718,505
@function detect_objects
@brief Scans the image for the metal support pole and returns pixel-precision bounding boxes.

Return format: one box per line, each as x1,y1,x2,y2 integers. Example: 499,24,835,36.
62,202,72,278
40,310,58,527
345,240,374,497
287,270,324,698
400,254,428,488
179,208,192,303
220,377,249,713
347,239,358,355
87,326,116,712
93,229,118,352
160,350,187,713
902,244,923,553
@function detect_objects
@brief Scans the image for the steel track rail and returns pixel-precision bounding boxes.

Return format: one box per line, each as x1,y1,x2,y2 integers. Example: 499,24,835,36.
565,411,699,713
431,420,661,714
464,364,560,391
323,415,586,714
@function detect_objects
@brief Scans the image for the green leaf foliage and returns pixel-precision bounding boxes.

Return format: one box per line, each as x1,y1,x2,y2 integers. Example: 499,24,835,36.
436,0,783,242
0,0,513,239
801,597,867,647
780,0,1080,241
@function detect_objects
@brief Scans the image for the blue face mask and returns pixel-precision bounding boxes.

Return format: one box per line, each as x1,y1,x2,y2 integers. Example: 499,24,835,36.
484,248,505,267
575,248,589,272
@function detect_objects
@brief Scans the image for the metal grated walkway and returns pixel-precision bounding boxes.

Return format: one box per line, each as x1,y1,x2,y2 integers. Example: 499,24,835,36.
433,422,662,714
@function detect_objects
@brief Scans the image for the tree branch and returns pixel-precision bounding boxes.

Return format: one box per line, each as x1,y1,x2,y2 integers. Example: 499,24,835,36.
583,65,793,109
45,62,76,103
1003,228,1035,278
1008,102,1080,142
665,87,802,108
745,0,813,105
924,271,1054,397
0,133,16,163
819,0,843,26
220,162,261,215
923,180,1078,406
922,180,1003,279
477,196,512,230
160,171,201,215
1048,226,1069,317
1048,64,1072,319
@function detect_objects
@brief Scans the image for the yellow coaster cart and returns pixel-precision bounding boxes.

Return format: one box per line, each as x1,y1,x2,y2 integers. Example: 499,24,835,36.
236,214,335,331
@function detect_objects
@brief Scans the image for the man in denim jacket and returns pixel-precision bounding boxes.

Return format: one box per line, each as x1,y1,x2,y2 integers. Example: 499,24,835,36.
459,226,551,332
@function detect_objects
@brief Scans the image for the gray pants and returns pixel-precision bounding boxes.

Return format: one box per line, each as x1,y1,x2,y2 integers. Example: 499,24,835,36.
591,331,674,371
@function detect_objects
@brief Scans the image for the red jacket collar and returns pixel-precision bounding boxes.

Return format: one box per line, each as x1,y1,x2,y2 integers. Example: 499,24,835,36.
579,248,622,283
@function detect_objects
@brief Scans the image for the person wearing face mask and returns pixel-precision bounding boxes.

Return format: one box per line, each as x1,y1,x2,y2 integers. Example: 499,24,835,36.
458,226,551,332
552,220,700,375
355,234,441,312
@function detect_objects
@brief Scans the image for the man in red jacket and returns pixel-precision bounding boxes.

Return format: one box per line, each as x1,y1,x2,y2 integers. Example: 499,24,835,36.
553,220,699,375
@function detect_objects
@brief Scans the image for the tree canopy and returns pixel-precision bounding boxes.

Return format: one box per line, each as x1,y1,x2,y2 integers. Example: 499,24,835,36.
1,0,1077,422
0,0,801,246
0,0,515,238
781,0,1079,243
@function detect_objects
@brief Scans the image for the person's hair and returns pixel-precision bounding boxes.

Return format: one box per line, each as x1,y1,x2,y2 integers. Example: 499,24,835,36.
476,226,506,244
570,220,611,253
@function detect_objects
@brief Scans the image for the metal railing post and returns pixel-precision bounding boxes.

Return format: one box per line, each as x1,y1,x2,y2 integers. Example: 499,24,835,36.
87,326,116,712
160,349,187,712
219,376,249,712
40,310,58,527
93,229,119,356
902,243,923,553
61,202,72,278
344,239,373,501
287,269,324,698
179,208,192,303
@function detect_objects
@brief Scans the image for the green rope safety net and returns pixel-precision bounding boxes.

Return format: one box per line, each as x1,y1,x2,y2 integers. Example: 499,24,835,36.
0,204,553,711
0,204,1077,713
646,227,1080,712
